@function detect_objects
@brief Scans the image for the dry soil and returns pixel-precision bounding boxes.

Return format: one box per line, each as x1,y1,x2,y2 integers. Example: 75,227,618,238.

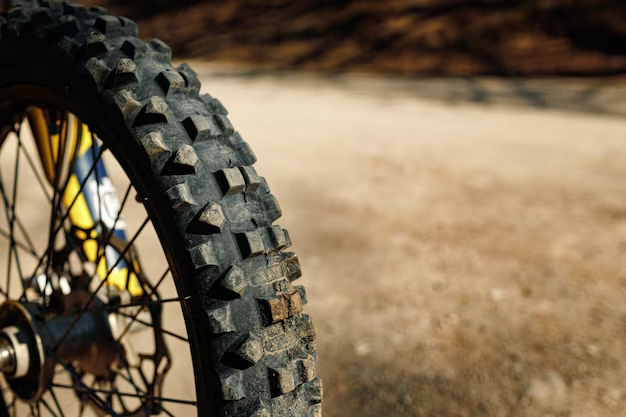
192,67,626,417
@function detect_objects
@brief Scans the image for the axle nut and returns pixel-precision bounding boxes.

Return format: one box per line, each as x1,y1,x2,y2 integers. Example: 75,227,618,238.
0,326,29,378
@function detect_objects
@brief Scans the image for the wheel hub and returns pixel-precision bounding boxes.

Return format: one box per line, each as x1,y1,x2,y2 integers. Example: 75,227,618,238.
0,294,117,402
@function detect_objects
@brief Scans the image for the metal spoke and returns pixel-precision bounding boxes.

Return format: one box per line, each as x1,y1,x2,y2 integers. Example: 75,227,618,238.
119,366,150,415
49,144,103,246
77,399,85,417
52,216,150,353
0,168,16,298
114,267,170,344
47,388,65,417
109,368,144,395
43,114,69,305
7,132,23,297
7,131,39,258
108,367,181,417
0,228,37,258
115,310,188,342
45,349,119,416
23,144,105,300
14,129,51,202
90,129,103,240
104,182,132,244
113,386,128,415
104,295,190,312
39,397,59,417
89,181,132,278
161,405,177,417
50,383,198,406
0,216,38,259
99,379,114,413
114,350,181,417
0,153,39,263
0,128,39,260
14,220,37,261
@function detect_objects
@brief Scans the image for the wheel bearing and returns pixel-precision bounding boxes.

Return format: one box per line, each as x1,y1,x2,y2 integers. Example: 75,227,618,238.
0,301,45,402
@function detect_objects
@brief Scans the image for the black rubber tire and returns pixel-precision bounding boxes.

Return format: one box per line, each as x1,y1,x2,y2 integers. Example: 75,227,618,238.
0,2,321,416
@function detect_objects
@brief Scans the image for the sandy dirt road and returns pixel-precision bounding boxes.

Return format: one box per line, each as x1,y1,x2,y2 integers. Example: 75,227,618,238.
1,67,626,416
192,68,626,417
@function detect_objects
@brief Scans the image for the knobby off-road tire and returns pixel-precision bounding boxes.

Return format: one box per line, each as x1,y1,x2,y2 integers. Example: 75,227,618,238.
0,2,321,416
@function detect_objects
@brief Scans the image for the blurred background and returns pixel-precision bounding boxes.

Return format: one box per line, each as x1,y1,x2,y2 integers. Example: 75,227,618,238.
87,1,626,416
91,0,626,76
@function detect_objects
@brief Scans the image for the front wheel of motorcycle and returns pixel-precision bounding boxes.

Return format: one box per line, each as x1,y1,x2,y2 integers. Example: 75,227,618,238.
0,1,321,416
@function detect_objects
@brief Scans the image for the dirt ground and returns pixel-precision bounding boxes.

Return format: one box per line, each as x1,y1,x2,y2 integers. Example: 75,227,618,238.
2,67,626,416
190,67,626,417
